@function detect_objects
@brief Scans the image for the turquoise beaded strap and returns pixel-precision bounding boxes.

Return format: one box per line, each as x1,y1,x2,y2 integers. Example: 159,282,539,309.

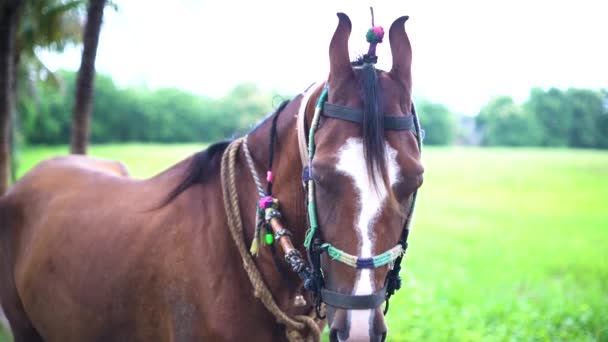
304,87,328,249
322,243,405,269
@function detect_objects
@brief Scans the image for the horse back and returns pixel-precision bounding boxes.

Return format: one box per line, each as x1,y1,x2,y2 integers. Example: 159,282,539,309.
0,155,217,341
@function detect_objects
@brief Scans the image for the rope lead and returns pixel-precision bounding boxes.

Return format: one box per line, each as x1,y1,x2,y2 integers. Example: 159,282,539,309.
221,138,323,342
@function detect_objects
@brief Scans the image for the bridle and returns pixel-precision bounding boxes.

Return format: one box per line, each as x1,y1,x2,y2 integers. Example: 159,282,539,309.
295,81,423,316
241,78,421,324
226,12,420,340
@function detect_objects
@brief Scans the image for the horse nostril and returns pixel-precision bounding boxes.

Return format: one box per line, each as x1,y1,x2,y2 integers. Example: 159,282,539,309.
329,328,339,342
329,308,349,341
329,325,349,341
374,320,388,335
372,309,388,341
370,328,388,342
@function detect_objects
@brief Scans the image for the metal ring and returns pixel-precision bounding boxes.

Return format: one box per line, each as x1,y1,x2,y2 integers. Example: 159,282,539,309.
274,228,293,241
264,208,281,222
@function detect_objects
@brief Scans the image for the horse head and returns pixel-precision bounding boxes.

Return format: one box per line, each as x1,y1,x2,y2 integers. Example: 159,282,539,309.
306,13,423,342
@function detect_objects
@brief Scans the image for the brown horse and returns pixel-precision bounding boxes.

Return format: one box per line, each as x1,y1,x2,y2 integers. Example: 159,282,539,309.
0,13,422,342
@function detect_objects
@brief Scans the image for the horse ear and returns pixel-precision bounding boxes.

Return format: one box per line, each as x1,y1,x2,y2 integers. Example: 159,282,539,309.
389,16,412,86
329,13,353,82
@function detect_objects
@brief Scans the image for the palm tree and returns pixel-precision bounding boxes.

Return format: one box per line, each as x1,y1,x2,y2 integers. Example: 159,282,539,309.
12,0,83,180
0,0,24,194
70,0,107,154
0,0,84,332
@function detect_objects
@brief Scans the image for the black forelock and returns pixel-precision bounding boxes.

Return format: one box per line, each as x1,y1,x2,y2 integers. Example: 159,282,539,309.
357,62,391,194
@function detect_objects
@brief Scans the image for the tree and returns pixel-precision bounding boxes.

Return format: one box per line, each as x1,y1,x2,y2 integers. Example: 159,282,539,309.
524,88,570,147
416,99,456,145
70,0,106,154
0,0,24,194
565,88,604,148
598,89,608,149
524,87,607,148
477,96,542,146
13,0,83,180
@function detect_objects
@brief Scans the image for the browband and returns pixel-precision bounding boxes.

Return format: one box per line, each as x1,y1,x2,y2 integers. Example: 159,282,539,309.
323,102,415,132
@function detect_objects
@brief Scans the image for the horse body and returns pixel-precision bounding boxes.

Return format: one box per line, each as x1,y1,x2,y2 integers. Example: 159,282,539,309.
0,139,307,341
0,12,422,342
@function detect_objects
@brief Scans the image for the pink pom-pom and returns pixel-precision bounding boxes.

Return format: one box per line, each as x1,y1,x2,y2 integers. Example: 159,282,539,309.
266,171,273,182
373,26,384,39
366,26,385,44
259,196,273,210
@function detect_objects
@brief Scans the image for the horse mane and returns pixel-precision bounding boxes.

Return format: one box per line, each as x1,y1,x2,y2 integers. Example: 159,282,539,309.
162,141,230,205
162,100,290,206
354,62,391,195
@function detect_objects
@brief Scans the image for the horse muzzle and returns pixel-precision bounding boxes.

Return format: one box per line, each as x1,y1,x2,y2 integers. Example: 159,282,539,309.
328,307,387,342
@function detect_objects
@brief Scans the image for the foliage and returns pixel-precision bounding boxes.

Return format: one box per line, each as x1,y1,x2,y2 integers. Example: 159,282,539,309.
18,0,83,55
524,88,571,147
0,322,10,342
16,0,84,90
10,145,608,342
564,88,606,148
475,88,608,148
18,69,608,149
20,71,277,144
22,72,458,146
476,96,542,146
416,99,457,145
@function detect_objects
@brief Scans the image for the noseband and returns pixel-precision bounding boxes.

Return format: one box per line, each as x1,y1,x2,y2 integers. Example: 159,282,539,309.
296,82,423,314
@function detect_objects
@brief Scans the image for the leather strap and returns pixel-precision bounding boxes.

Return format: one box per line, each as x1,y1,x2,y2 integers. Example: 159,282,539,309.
322,103,363,124
296,82,323,168
297,85,417,169
321,286,387,310
323,103,415,131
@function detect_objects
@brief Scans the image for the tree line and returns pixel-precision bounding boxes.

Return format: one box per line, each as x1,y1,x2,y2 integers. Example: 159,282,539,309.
476,88,608,148
18,70,459,146
18,71,278,144
16,71,608,150
2,1,607,201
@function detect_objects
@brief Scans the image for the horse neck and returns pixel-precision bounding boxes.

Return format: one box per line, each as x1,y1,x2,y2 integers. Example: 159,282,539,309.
233,89,323,315
244,97,309,246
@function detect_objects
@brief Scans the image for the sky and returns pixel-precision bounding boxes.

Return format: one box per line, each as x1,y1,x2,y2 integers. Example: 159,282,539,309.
41,0,607,115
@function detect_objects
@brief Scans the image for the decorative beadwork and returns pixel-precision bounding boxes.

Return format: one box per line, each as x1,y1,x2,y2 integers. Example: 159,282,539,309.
321,243,405,269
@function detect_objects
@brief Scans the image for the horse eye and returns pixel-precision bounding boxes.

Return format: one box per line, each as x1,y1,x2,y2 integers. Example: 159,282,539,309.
313,171,331,189
311,163,333,186
312,167,341,195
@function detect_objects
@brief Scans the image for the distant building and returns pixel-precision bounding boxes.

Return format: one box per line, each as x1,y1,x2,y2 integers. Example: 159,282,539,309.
455,115,482,146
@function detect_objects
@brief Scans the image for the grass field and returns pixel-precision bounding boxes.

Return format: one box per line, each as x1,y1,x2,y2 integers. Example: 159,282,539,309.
4,144,608,341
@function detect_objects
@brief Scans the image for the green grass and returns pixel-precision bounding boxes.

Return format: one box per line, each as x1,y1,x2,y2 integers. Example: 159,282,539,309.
6,145,608,341
0,325,10,342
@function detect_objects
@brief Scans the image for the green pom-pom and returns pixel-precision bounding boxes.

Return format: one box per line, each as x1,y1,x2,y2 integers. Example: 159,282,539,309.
366,29,377,43
265,233,274,245
366,26,385,44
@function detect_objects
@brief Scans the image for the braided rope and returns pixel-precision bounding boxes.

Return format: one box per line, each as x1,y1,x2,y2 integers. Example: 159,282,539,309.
243,136,268,255
242,135,266,197
322,243,404,269
221,138,322,342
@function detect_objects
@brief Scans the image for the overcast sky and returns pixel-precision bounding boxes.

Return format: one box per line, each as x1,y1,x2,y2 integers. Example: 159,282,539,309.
41,0,607,115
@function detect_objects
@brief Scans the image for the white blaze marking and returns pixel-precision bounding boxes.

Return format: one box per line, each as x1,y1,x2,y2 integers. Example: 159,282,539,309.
335,138,399,341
